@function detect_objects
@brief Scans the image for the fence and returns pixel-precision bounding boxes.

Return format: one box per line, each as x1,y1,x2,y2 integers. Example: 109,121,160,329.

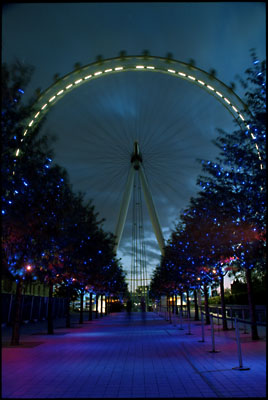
1,293,67,326
208,304,266,326
155,303,266,326
155,303,266,371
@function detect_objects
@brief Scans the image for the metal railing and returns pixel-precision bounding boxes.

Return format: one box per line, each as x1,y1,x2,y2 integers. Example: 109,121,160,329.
154,303,266,371
1,293,67,326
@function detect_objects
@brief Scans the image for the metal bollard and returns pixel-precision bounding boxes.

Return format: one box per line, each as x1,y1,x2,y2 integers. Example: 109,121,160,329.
185,310,192,335
8,294,13,325
232,318,250,370
230,307,234,329
209,314,220,353
29,296,34,321
198,311,205,342
178,308,184,330
242,309,248,334
173,310,177,327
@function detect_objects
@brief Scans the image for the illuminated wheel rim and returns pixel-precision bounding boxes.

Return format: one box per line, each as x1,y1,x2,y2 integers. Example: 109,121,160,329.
16,55,262,167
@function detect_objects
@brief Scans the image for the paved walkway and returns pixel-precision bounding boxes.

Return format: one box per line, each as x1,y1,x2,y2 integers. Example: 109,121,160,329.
2,311,266,398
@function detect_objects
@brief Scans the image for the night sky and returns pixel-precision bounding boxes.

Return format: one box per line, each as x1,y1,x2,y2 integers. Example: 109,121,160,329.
2,3,266,284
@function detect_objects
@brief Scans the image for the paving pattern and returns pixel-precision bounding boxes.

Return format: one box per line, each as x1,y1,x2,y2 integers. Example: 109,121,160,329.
2,311,266,398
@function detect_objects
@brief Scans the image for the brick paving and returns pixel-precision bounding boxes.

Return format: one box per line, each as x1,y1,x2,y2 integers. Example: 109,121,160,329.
1,311,266,398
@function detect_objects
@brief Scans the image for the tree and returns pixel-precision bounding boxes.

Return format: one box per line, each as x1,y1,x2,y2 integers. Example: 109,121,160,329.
196,51,266,339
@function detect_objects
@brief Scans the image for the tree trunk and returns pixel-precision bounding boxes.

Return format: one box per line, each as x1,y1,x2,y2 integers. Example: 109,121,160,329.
180,292,183,315
186,289,190,317
47,281,54,334
246,268,259,340
10,278,23,345
79,289,84,324
175,294,178,314
194,289,199,320
100,294,103,317
95,294,99,319
219,273,228,330
105,295,108,315
88,292,93,321
66,286,71,328
171,295,175,314
168,295,172,323
203,284,210,324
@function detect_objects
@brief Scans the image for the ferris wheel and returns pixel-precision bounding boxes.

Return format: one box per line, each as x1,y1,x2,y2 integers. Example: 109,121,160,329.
15,54,262,296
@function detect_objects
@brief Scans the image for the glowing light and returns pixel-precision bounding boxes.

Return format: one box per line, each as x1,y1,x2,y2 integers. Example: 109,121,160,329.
207,85,215,91
16,149,20,156
41,104,47,110
251,133,256,139
115,67,123,70
188,75,196,80
216,91,223,97
34,112,40,118
84,75,92,79
26,265,32,272
57,90,64,95
168,69,176,73
66,84,73,89
197,79,205,85
23,130,28,136
136,65,144,69
94,71,102,76
178,72,186,76
28,120,34,127
146,66,155,69
255,143,259,150
49,96,56,102
75,79,82,84
224,97,231,104
232,105,238,112
239,114,245,121
104,69,112,73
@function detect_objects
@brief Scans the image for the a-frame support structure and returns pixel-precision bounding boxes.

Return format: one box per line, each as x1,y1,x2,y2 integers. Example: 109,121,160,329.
114,142,165,258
